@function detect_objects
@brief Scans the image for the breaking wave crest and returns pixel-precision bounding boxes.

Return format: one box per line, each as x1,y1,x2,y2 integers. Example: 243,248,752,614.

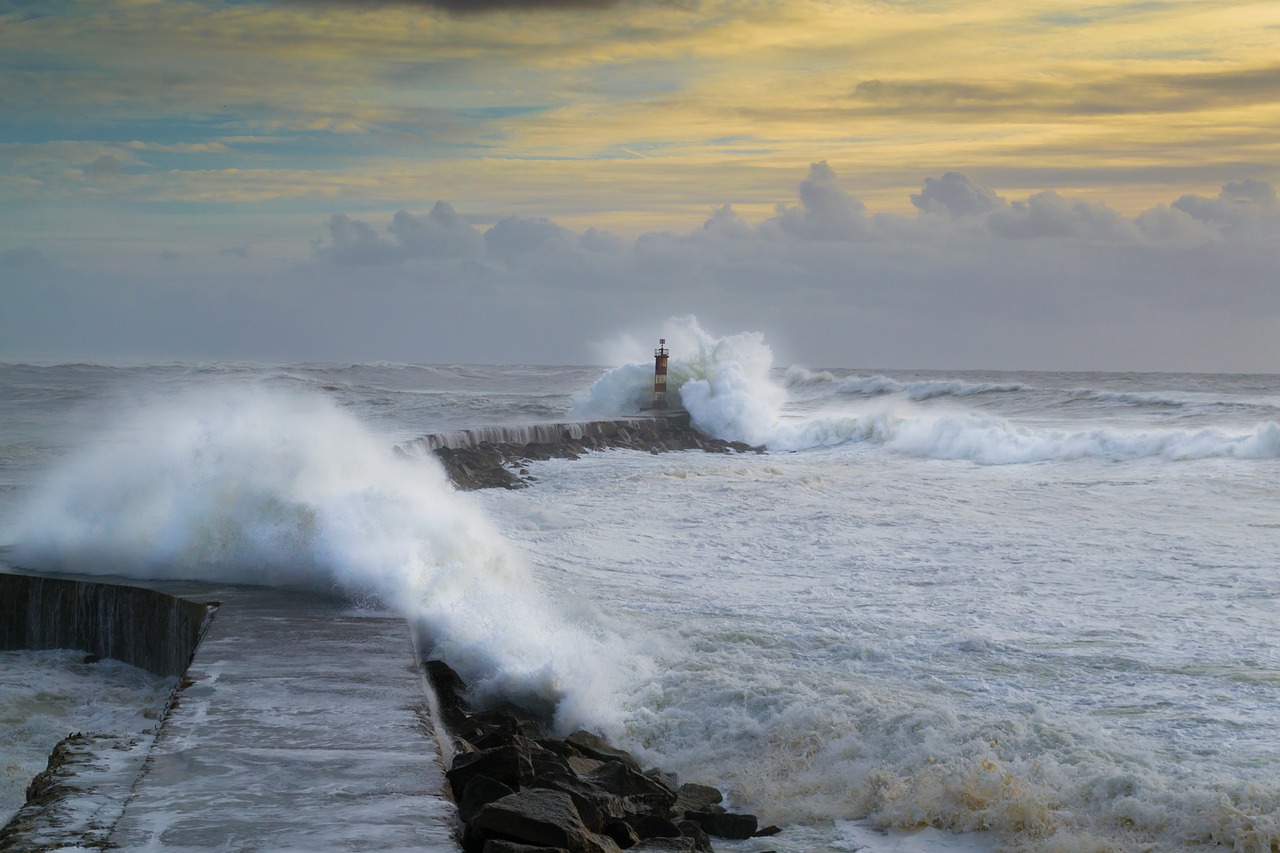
773,407,1280,461
576,318,1280,462
11,386,624,730
785,367,1027,401
573,315,786,446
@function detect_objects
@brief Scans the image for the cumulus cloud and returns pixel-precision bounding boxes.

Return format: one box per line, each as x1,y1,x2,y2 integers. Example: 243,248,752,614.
484,215,574,265
314,201,483,265
767,161,867,240
911,171,1004,217
1172,178,1278,224
20,163,1268,369
986,190,1138,241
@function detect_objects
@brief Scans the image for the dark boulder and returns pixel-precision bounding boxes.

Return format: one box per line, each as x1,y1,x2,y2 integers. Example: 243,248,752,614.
448,746,533,800
585,762,676,804
643,769,678,794
483,842,569,853
565,731,642,772
684,809,757,840
674,820,712,852
672,783,722,816
628,814,681,840
604,820,640,849
627,839,697,852
526,771,626,833
459,775,516,824
470,789,623,853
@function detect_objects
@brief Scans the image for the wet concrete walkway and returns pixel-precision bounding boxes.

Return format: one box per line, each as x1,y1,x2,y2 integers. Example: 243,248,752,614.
108,585,456,852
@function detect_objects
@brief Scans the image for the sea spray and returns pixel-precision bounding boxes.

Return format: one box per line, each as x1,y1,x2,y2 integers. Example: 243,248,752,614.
11,385,625,731
576,320,1280,460
574,316,786,446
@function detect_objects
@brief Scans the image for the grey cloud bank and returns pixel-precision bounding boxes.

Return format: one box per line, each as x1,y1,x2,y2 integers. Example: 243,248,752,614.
4,164,1279,372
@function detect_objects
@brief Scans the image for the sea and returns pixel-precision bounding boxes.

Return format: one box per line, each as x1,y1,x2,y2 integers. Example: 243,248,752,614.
2,318,1278,852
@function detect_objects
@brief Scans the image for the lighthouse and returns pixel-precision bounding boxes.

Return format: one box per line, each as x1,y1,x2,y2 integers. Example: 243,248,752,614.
652,338,669,409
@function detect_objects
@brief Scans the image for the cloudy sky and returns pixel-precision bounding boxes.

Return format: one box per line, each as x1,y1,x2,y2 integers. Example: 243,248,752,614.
2,0,1278,370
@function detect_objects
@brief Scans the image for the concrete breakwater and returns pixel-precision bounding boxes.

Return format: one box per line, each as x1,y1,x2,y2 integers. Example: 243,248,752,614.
0,571,216,678
400,413,763,491
0,573,455,852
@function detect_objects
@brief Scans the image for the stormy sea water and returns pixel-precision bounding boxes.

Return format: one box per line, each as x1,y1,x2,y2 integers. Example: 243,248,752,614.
2,318,1278,852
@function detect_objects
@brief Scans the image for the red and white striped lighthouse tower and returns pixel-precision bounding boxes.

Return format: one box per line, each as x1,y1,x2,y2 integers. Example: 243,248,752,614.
652,338,669,409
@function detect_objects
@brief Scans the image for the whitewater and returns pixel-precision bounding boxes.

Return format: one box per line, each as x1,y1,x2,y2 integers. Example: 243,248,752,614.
2,318,1278,852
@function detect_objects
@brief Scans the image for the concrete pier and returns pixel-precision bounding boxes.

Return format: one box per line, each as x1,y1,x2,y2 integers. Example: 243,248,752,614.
1,572,457,852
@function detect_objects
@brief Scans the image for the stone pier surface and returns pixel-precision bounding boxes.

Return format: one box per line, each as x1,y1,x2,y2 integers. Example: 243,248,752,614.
401,412,763,491
1,571,457,853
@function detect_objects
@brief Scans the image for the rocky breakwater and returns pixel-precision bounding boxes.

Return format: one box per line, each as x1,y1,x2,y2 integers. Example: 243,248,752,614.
403,414,764,492
424,660,781,853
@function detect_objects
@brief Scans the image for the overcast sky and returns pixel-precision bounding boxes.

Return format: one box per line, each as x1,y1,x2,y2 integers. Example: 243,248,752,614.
2,0,1279,371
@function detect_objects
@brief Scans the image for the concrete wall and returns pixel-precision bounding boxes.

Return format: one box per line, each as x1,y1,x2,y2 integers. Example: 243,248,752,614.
0,573,216,677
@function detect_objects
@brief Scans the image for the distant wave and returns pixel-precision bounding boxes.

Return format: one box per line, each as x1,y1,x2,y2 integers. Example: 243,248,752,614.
1069,388,1191,408
785,367,1027,401
772,407,1280,462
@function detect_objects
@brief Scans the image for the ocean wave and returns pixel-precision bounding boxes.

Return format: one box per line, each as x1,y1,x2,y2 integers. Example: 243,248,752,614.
10,385,625,731
773,407,1280,461
572,315,786,447
786,368,1028,402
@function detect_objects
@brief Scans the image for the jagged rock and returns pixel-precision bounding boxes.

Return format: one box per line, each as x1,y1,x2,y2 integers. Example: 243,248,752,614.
448,746,533,800
483,842,570,853
585,762,677,806
672,783,722,816
424,659,471,726
628,839,697,852
461,776,517,823
643,769,678,794
620,793,676,819
684,809,757,840
754,824,782,837
470,789,622,853
628,814,681,840
675,820,712,852
604,819,640,848
526,771,625,832
565,731,642,772
568,755,607,777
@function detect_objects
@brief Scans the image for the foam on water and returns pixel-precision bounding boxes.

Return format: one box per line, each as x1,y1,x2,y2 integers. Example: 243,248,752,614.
0,649,173,824
573,315,786,445
483,443,1280,853
10,385,627,730
576,317,1280,463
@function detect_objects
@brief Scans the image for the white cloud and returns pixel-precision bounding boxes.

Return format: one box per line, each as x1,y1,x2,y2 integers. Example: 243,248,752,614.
911,171,1004,218
6,166,1280,371
986,190,1139,242
765,161,867,240
1172,178,1279,225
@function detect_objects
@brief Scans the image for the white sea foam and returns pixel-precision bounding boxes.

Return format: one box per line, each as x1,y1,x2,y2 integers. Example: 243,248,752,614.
785,368,1027,401
0,650,172,824
772,405,1280,460
576,319,1280,461
11,386,626,731
484,440,1280,853
573,315,786,445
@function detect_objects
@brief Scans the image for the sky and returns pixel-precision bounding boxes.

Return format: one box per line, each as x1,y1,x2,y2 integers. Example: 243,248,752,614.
2,0,1279,371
